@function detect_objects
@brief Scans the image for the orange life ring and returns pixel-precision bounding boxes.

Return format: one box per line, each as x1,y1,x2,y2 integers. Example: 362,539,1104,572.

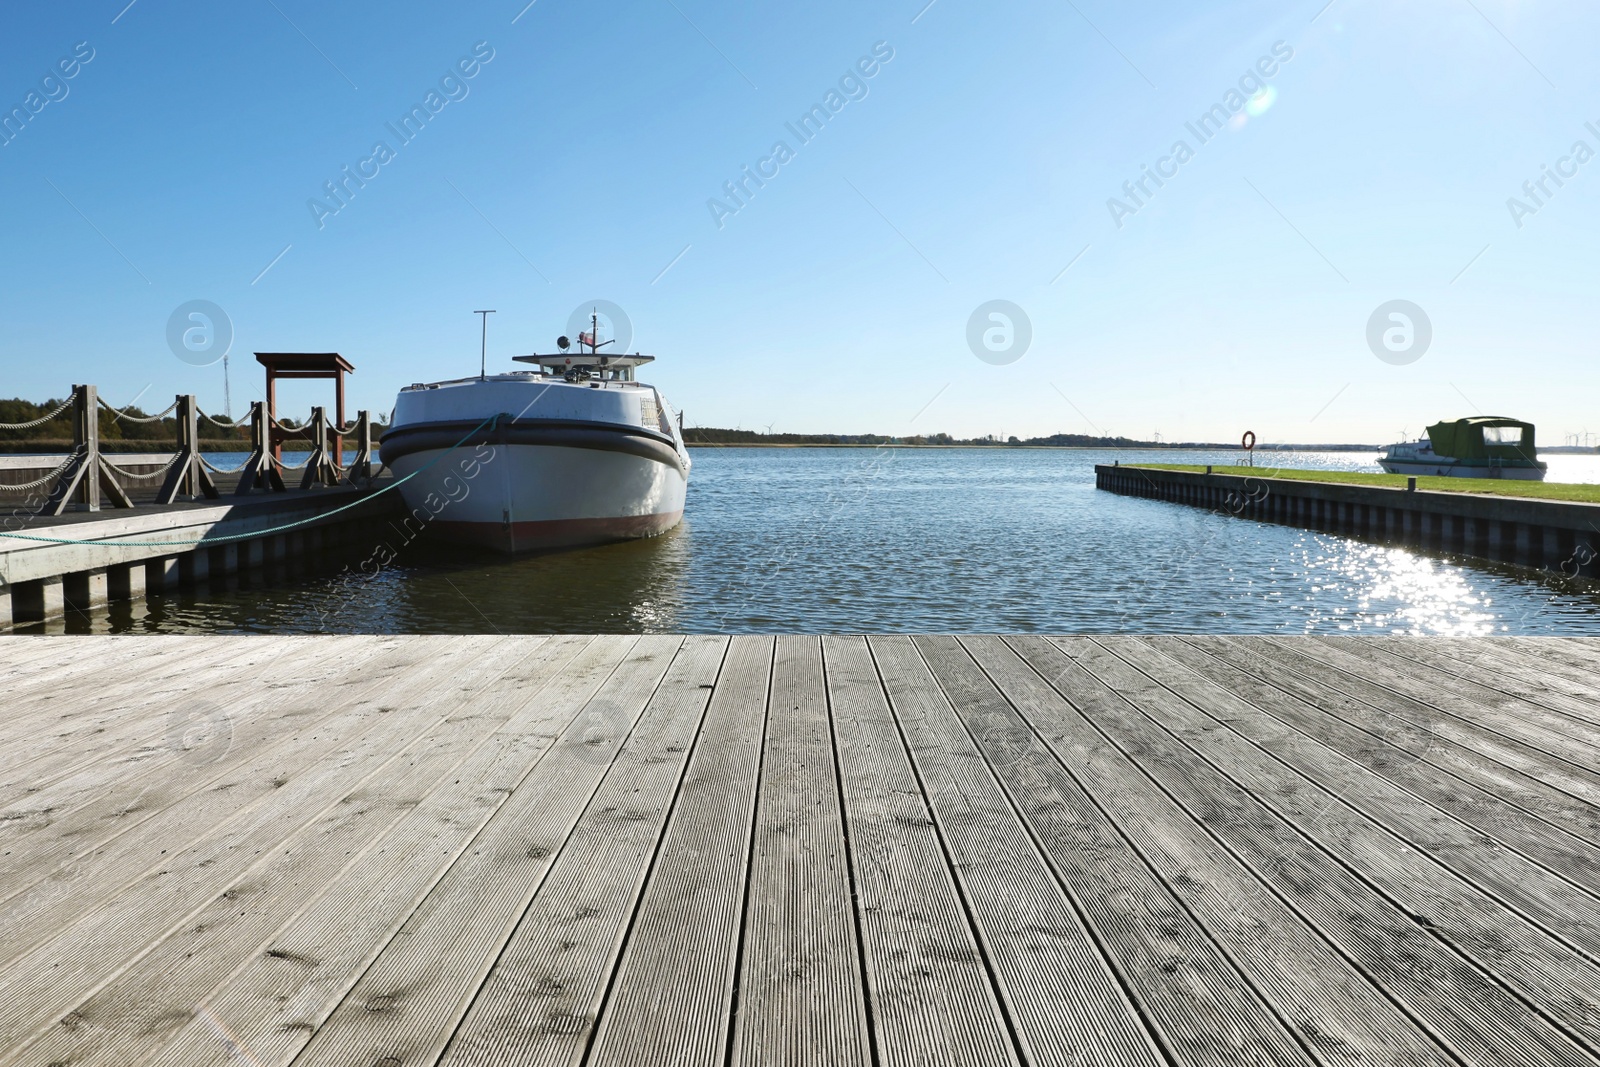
1241,430,1256,451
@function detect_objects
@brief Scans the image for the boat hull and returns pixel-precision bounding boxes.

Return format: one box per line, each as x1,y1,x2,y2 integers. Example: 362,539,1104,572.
1377,458,1546,480
385,441,687,553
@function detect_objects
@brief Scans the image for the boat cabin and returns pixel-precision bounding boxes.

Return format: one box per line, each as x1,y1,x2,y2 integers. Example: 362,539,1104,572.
1426,417,1537,462
512,353,655,383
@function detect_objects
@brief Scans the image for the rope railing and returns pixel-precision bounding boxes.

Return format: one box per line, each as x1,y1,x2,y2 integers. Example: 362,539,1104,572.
0,449,83,492
0,395,76,431
3,386,379,514
98,397,180,423
0,413,497,550
196,408,250,429
103,452,186,481
199,454,254,475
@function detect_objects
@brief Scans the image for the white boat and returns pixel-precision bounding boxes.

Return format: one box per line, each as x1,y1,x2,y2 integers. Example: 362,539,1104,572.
380,321,690,552
1378,417,1547,481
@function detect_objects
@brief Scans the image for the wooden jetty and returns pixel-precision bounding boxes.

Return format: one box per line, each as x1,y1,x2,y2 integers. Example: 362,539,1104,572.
4,633,1599,1066
1,384,396,627
1098,464,1600,576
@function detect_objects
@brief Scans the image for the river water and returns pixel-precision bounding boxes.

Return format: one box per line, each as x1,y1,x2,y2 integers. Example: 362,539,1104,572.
62,448,1600,636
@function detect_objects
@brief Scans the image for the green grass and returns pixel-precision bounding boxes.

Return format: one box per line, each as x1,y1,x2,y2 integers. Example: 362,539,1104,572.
1138,464,1600,504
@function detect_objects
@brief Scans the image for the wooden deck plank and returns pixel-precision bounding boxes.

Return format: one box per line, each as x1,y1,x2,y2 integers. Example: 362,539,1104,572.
0,635,467,962
0,636,207,708
1279,638,1600,773
824,635,1018,1067
585,635,773,1067
1054,637,1593,1067
995,636,1461,1067
1103,637,1600,1054
1503,637,1600,683
153,636,674,1067
1188,636,1600,837
1368,637,1600,732
872,636,1166,1067
0,637,274,791
1203,637,1600,812
0,637,508,1049
2,636,1600,1067
730,635,872,1067
1182,637,1600,896
4,635,599,1067
0,636,424,895
940,634,1319,1067
437,636,728,1067
1447,635,1600,696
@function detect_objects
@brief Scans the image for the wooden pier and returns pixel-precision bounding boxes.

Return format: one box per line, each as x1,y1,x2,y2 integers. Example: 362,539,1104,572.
1097,463,1600,576
3,634,1599,1066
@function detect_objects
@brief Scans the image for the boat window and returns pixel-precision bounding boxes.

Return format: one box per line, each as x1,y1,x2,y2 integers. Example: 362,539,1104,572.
1483,426,1525,444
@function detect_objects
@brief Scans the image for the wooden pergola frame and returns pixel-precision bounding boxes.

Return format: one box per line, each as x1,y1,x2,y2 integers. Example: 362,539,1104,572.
255,352,355,464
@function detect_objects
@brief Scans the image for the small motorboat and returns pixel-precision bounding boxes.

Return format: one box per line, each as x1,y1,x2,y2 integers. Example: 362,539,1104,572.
379,315,690,552
1378,417,1547,481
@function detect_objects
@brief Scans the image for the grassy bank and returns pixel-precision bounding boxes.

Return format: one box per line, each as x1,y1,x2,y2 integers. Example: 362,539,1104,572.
1142,464,1600,504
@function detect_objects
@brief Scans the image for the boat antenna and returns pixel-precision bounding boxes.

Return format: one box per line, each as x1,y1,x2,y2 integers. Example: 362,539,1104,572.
475,310,496,380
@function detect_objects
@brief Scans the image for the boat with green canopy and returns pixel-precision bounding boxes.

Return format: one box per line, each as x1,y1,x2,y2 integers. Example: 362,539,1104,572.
1378,417,1547,480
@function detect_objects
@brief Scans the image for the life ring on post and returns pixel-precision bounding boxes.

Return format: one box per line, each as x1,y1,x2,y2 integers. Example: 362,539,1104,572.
1241,431,1256,451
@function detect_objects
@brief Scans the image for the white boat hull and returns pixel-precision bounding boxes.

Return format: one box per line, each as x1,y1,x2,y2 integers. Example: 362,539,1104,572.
387,442,685,552
1377,458,1546,480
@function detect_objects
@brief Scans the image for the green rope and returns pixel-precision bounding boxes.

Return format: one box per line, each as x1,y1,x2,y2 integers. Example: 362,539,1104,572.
0,413,500,550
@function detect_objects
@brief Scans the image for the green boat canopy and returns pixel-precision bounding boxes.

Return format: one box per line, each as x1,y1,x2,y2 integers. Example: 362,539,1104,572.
1425,417,1536,461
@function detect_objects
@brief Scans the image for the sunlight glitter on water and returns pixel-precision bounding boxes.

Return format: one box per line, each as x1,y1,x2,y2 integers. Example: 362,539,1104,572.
1305,543,1498,636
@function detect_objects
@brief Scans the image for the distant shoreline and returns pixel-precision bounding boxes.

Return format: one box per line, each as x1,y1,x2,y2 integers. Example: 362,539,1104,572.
684,442,1387,451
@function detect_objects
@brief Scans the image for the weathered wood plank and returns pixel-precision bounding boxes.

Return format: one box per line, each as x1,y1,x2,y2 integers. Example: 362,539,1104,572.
1279,637,1600,772
1369,637,1600,733
1189,636,1600,834
3,635,1600,1067
997,636,1461,1066
0,636,425,895
587,635,773,1067
0,637,509,1049
3,635,598,1067
730,635,872,1067
0,636,208,708
1185,637,1600,890
825,635,1017,1067
0,637,273,790
1201,636,1600,813
1104,636,1600,1054
947,634,1319,1067
873,636,1166,1067
438,636,728,1067
148,636,674,1067
1053,636,1593,1067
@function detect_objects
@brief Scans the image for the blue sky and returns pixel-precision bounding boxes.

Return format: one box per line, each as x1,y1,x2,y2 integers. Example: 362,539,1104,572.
1,0,1595,445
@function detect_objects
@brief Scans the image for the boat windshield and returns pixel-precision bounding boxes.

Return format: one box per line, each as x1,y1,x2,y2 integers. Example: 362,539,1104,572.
1483,426,1525,444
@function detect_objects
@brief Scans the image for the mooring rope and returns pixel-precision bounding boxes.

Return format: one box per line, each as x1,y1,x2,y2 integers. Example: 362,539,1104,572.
0,395,76,431
0,413,499,549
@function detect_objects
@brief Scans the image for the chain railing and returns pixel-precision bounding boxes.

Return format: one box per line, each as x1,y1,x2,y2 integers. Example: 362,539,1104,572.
1,385,379,515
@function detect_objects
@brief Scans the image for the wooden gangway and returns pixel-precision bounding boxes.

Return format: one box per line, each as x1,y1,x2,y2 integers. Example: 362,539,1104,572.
3,634,1600,1066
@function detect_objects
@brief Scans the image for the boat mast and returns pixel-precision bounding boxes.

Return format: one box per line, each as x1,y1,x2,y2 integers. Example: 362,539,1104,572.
475,309,495,380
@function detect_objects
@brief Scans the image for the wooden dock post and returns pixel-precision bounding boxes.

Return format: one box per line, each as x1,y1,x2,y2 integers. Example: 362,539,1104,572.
156,395,219,506
235,401,286,496
40,385,135,516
